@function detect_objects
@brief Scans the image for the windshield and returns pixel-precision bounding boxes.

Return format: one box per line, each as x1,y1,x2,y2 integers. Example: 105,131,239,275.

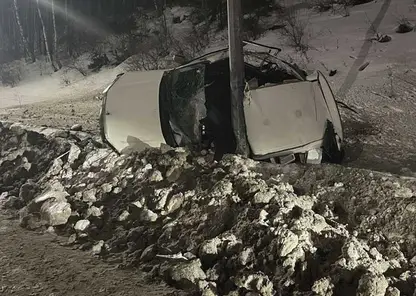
166,64,207,146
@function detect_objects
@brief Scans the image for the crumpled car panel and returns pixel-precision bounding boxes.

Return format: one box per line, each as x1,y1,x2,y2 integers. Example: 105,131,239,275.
244,73,342,160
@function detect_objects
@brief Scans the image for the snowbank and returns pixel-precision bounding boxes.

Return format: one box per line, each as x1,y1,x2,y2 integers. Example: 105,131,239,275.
1,121,416,295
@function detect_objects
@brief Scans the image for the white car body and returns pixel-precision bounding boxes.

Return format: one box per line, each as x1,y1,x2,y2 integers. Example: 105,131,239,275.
100,44,344,164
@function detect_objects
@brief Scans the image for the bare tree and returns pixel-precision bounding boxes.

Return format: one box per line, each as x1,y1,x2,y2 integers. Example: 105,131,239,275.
36,0,58,71
51,0,62,69
13,0,35,62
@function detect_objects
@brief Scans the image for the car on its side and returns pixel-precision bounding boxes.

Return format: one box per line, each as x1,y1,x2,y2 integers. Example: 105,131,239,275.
100,41,344,165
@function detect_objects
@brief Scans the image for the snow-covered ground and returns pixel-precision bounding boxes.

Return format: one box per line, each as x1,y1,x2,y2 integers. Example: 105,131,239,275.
0,59,124,109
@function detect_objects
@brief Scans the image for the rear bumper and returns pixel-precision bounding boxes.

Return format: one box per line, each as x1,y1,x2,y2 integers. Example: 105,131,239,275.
251,139,323,161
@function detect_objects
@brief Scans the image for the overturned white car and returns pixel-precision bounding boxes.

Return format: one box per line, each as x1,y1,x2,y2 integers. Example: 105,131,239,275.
100,41,344,165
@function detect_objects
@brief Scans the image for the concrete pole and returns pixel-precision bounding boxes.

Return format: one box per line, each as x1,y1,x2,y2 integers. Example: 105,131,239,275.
227,0,250,156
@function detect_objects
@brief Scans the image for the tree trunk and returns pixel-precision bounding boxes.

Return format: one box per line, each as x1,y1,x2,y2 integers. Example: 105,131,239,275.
36,0,58,71
29,0,37,61
13,0,34,61
51,0,62,69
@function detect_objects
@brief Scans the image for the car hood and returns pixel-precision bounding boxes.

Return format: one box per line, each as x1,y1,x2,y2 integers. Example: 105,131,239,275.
244,80,336,159
101,70,167,154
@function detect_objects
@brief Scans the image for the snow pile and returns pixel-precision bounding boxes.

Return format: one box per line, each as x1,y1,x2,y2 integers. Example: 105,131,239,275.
1,121,416,295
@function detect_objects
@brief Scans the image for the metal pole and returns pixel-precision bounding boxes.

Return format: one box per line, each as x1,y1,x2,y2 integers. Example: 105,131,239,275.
227,0,250,156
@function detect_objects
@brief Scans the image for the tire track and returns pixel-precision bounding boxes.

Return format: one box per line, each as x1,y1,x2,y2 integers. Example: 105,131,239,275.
336,0,393,99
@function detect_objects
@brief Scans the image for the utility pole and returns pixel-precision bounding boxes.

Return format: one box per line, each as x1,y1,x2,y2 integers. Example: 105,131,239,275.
227,0,250,156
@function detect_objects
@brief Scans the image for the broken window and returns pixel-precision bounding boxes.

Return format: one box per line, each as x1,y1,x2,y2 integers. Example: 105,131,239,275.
168,64,207,146
244,51,306,88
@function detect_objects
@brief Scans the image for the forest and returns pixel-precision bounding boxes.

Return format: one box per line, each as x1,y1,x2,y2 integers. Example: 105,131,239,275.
0,0,275,69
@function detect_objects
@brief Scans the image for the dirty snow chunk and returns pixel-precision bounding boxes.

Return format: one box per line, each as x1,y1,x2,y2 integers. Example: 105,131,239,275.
118,210,130,222
290,210,329,234
131,200,143,209
92,240,105,255
154,188,173,210
274,182,294,193
101,183,112,193
277,229,299,257
0,192,8,201
22,157,31,171
150,170,164,182
258,209,269,226
68,144,81,164
40,200,71,226
234,273,274,296
290,194,317,210
3,196,24,210
10,123,26,135
222,155,256,175
113,187,122,194
369,248,383,261
160,143,174,153
282,244,307,271
168,259,207,289
222,234,242,254
206,264,221,281
34,184,69,204
136,163,153,180
67,234,77,245
87,206,102,217
46,226,56,234
61,167,73,179
394,187,413,198
312,277,334,296
82,149,111,170
357,273,388,296
201,283,217,296
385,287,400,296
200,238,222,258
166,166,182,183
338,237,390,274
165,193,184,214
253,190,275,204
210,180,233,198
52,130,69,138
47,158,64,177
239,248,255,266
74,219,90,232
82,189,97,203
140,209,158,222
70,124,83,131
102,152,121,172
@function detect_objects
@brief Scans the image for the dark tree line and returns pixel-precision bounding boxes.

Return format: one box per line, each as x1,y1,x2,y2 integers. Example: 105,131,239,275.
0,0,275,67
